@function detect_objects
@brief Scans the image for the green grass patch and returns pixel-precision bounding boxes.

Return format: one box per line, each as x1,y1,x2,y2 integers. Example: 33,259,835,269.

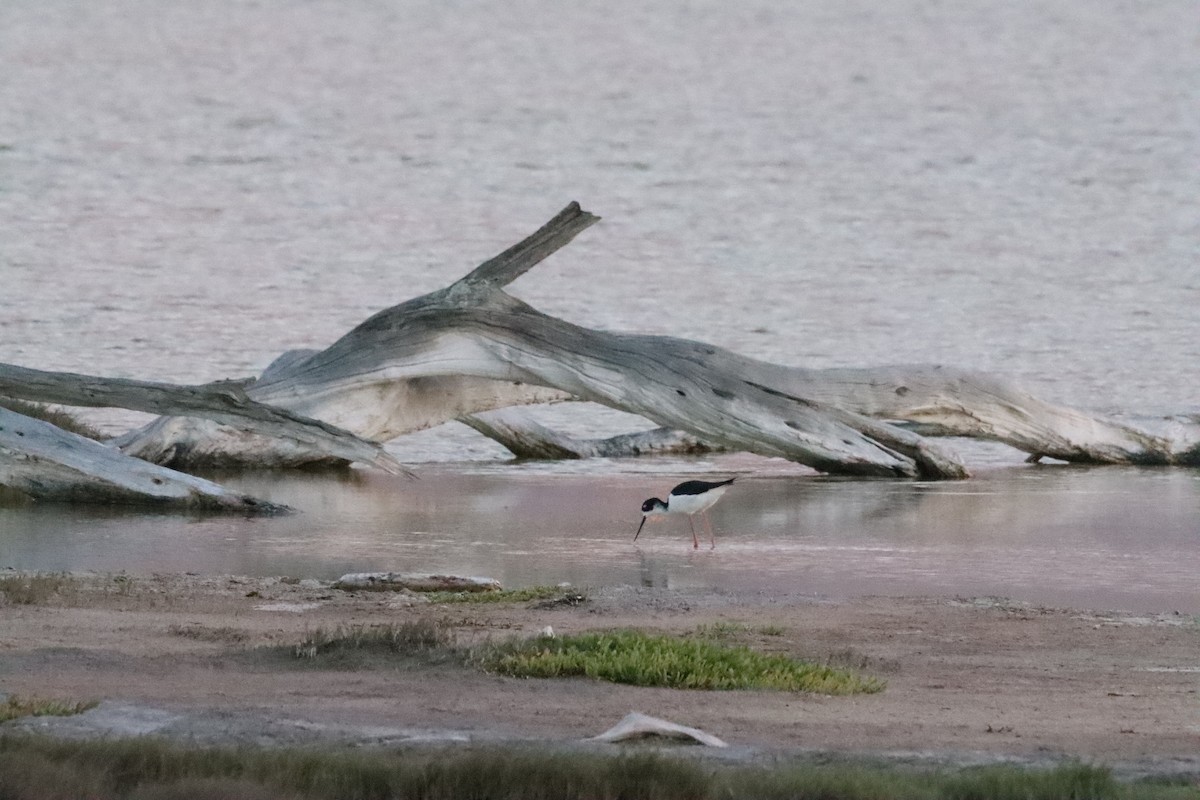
480,629,884,693
0,734,1192,800
425,585,578,605
0,695,98,723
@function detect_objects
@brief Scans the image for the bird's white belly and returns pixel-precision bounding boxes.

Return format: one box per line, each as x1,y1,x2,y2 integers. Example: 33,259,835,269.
667,486,727,515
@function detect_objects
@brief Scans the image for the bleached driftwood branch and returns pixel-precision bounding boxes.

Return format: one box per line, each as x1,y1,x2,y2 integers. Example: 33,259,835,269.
461,408,719,460
0,363,408,475
107,202,1200,477
118,204,961,477
0,407,288,512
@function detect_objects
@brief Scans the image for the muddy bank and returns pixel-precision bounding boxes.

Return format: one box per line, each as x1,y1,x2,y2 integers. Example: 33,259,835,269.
1,572,1197,780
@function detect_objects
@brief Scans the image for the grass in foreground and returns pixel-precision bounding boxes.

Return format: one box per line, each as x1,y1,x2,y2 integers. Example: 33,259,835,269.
480,629,885,693
0,735,1193,800
0,696,97,724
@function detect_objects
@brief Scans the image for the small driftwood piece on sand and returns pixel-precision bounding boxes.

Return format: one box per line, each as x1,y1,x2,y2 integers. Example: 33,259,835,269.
591,712,728,748
332,572,502,593
107,202,1200,477
0,407,288,512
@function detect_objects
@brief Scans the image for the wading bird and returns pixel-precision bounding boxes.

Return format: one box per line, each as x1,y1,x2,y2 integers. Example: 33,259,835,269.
634,478,734,549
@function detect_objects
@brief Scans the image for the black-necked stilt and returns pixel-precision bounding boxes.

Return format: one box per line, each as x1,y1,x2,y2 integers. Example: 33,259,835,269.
634,478,735,549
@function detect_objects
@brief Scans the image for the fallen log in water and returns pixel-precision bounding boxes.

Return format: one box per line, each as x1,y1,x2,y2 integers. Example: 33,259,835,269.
236,202,1200,474
121,204,965,477
25,202,1200,486
0,363,408,476
0,362,411,507
0,407,289,512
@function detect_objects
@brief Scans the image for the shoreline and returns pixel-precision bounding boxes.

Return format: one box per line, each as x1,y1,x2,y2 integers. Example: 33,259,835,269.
1,570,1197,781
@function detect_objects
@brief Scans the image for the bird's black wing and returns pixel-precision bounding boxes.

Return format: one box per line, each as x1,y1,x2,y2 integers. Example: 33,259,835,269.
670,478,735,496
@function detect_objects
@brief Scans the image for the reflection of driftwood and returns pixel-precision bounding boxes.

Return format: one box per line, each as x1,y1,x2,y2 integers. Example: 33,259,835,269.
0,407,288,512
114,202,1199,477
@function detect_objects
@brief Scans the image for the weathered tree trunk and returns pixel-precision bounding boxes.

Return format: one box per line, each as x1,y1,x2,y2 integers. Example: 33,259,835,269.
239,202,1200,475
0,363,409,475
0,362,413,507
115,204,963,477
0,407,288,512
50,202,1200,481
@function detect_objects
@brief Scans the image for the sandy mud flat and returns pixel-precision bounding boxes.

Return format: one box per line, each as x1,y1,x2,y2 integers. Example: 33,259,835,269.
1,571,1197,780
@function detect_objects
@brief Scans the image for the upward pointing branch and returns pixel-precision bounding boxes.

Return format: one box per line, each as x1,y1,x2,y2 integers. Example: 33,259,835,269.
450,202,600,295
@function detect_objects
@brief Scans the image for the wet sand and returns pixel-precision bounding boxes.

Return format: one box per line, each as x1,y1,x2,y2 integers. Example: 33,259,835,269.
2,571,1197,779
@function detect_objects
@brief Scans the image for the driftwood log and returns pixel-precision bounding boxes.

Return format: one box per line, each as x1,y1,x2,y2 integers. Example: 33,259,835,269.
0,364,407,475
462,409,719,460
4,202,1198,507
0,407,288,512
111,202,1200,477
0,363,411,508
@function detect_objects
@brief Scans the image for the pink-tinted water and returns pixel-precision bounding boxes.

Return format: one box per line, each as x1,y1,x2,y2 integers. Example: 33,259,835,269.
3,461,1197,614
2,1,1198,613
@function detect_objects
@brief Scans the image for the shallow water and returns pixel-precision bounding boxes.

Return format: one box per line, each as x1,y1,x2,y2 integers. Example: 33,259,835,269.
1,1,1198,611
2,460,1198,614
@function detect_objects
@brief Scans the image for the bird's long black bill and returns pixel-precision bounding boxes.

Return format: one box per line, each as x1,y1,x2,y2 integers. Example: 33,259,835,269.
634,516,647,541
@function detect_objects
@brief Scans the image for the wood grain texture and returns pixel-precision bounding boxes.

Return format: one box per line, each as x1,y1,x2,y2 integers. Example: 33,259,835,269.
0,407,289,512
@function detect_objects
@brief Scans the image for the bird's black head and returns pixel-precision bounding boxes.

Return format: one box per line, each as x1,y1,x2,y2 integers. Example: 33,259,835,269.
641,497,666,514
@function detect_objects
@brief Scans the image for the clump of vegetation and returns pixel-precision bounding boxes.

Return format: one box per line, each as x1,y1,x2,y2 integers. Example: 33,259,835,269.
479,629,885,693
0,573,72,605
0,397,104,439
168,625,249,643
0,695,98,723
108,574,136,597
292,619,455,661
425,585,579,605
693,621,752,638
0,735,1182,800
694,621,787,639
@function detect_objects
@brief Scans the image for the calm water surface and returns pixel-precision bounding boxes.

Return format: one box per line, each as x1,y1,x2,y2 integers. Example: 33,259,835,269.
2,460,1198,613
1,1,1198,611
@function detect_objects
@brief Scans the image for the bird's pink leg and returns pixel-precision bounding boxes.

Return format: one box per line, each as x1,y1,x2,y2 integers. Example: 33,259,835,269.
704,513,716,549
688,516,699,549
